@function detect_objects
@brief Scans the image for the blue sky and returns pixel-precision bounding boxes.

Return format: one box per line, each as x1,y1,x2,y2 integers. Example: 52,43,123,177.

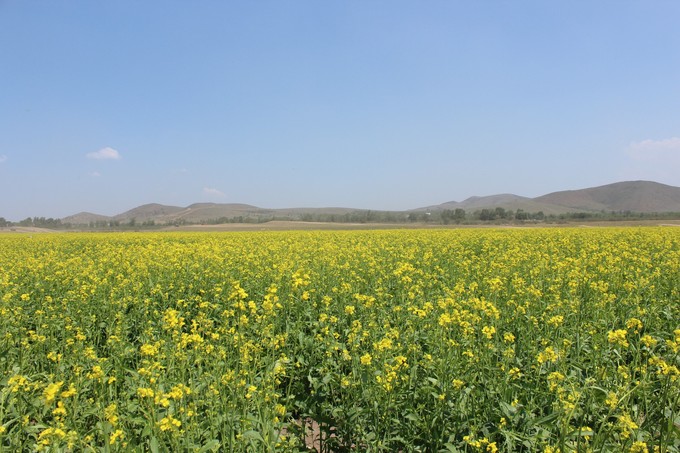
1,1,679,221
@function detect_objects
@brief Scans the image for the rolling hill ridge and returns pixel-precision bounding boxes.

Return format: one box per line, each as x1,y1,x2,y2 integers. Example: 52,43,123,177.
61,180,680,225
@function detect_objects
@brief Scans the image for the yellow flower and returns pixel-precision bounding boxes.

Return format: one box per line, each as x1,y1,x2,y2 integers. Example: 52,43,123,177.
605,391,617,409
38,426,67,446
52,401,67,418
438,313,452,326
162,308,184,330
629,441,648,453
360,353,372,366
503,332,515,343
137,387,155,398
104,403,118,426
87,365,104,380
536,346,558,365
158,415,181,431
109,429,125,445
140,343,158,356
508,367,522,380
608,329,629,348
547,371,565,391
43,381,64,403
618,413,638,439
482,325,496,339
166,383,191,400
8,375,30,392
626,318,643,333
640,334,657,347
155,395,170,407
374,337,393,351
547,315,563,327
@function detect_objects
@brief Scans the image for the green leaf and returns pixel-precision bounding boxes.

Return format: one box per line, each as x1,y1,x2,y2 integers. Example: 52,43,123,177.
443,442,460,452
197,439,221,452
527,411,560,427
241,429,264,443
149,436,159,453
404,412,419,422
499,401,517,418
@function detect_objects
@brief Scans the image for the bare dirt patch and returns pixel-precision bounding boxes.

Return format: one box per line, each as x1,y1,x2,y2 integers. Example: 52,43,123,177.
0,227,60,234
160,221,420,232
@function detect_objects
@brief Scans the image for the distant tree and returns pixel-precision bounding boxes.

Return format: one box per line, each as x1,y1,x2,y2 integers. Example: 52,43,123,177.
441,210,453,225
479,209,493,221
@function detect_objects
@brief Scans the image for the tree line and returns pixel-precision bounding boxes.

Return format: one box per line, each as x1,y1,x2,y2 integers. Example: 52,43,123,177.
2,209,680,231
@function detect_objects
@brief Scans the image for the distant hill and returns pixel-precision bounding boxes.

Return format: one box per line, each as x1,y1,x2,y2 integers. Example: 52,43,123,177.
60,180,680,225
113,203,185,222
61,202,374,225
420,194,570,215
62,211,113,225
424,181,680,215
534,181,680,213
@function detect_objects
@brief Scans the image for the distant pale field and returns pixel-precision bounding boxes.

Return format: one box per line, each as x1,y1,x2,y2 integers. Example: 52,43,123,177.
2,218,680,235
0,229,678,451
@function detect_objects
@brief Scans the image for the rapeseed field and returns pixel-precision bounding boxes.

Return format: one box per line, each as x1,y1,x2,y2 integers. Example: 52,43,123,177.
0,229,678,452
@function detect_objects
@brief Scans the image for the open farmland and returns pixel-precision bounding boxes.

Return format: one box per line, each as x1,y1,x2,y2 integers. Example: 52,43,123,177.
0,229,679,452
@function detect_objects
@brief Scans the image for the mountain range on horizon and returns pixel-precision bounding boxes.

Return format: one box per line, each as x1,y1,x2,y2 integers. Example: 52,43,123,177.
61,180,680,225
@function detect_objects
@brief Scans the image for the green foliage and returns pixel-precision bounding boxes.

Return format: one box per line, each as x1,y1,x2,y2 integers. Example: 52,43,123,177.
0,229,679,451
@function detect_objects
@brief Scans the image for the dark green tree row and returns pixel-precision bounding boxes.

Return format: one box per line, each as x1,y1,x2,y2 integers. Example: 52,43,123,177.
2,209,680,231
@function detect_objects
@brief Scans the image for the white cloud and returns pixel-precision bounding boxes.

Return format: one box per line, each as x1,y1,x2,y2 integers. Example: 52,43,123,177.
0,155,7,164
628,137,680,160
86,147,121,160
90,171,101,177
621,137,680,184
203,187,226,197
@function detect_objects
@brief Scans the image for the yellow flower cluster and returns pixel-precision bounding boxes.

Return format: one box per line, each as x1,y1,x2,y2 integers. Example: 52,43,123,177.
0,228,678,451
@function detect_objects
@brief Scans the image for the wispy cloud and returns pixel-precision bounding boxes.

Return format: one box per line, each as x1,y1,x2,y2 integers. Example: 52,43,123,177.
86,147,121,160
203,187,226,197
90,171,102,177
628,137,680,160
0,155,7,164
622,137,680,183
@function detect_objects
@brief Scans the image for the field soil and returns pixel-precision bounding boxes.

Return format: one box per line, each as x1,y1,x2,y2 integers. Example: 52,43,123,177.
2,219,679,234
0,226,62,234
